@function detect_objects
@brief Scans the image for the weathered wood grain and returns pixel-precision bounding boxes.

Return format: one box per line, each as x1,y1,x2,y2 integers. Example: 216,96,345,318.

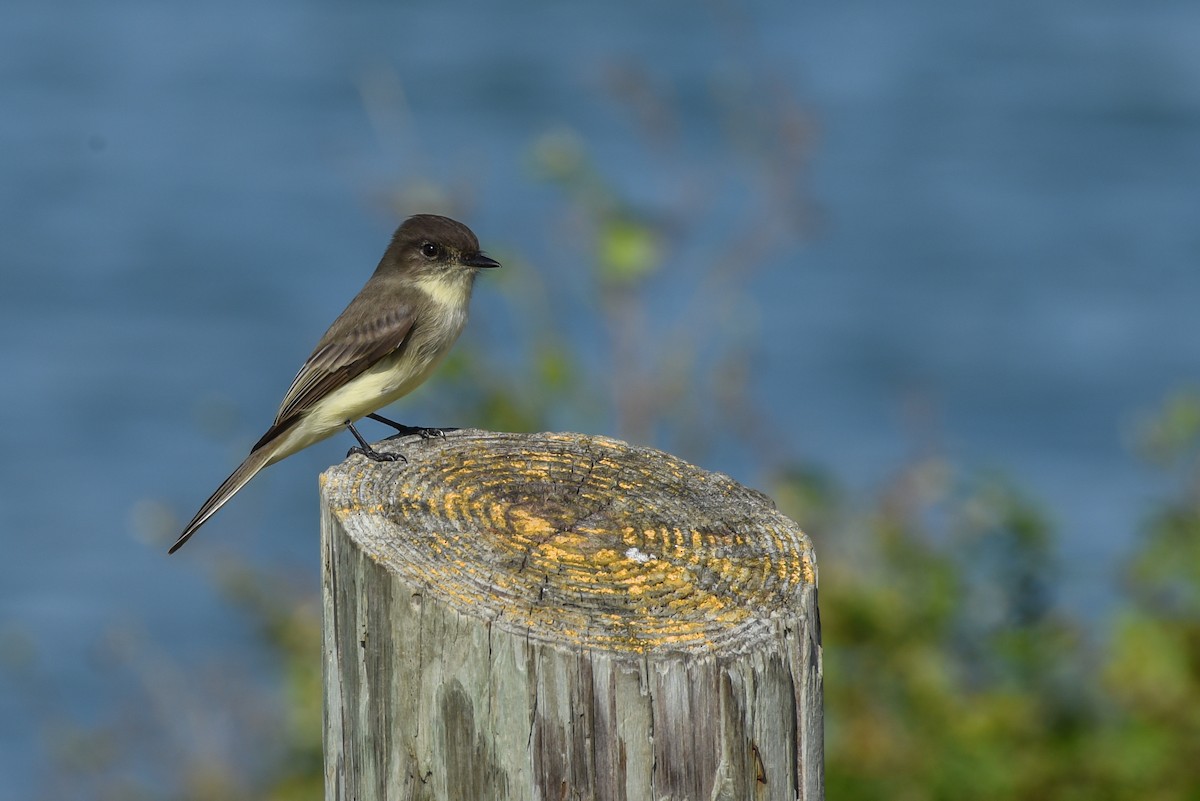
321,429,822,801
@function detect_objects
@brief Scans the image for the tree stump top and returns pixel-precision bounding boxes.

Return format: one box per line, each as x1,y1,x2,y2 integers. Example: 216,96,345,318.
320,429,816,657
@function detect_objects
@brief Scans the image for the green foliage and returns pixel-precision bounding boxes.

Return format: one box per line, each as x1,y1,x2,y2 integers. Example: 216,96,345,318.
766,392,1200,801
1137,389,1200,468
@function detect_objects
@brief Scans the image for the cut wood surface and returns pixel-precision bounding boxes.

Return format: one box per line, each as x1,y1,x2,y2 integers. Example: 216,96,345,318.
321,429,822,801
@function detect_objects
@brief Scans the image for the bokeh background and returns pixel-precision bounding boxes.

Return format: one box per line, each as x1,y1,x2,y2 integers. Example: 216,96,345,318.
3,0,1199,798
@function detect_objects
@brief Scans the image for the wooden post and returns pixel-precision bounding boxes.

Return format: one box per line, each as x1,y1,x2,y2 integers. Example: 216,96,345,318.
320,430,822,801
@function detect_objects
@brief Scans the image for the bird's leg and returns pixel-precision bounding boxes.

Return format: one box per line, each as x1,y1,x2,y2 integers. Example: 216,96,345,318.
367,413,445,439
345,420,407,462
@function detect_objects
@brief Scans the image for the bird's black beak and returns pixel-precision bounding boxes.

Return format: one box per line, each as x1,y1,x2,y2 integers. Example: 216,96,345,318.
465,252,501,269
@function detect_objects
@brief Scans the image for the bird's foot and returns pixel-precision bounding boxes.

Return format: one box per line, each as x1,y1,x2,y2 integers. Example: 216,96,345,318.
344,419,407,462
346,445,408,463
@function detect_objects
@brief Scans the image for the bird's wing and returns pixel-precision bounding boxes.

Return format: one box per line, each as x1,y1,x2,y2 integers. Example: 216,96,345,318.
251,305,416,452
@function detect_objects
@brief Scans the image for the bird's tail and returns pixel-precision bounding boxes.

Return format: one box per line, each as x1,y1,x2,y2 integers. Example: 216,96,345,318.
168,447,274,554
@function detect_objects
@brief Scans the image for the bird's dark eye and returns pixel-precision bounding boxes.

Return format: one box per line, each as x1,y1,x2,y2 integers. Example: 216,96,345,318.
421,242,441,259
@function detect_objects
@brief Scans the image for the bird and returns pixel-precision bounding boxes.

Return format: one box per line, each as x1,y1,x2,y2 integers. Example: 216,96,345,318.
169,214,499,553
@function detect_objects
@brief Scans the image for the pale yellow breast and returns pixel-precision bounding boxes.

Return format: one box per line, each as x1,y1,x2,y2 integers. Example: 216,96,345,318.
266,275,473,462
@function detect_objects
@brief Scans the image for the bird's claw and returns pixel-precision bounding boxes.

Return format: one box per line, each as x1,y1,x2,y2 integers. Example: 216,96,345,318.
347,446,407,463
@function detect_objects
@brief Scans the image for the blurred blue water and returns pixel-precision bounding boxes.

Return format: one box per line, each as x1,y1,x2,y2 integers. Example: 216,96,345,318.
2,0,1198,792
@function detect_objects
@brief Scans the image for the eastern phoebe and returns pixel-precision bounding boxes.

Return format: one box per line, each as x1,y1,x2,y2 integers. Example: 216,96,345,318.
169,214,499,553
